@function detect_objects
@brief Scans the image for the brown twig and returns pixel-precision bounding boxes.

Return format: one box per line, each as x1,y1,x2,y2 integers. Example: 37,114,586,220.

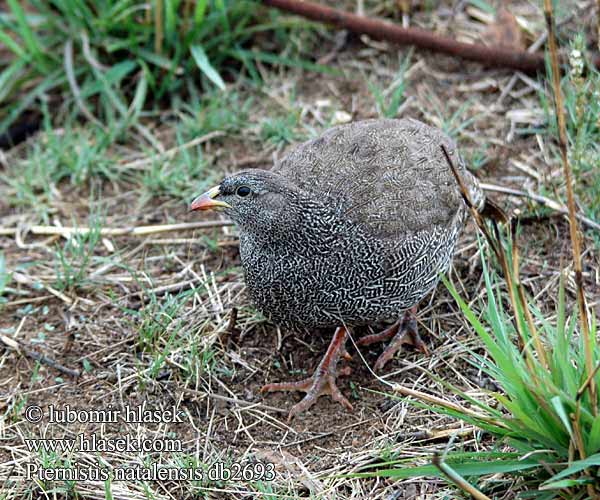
1,295,53,308
509,219,548,369
154,0,163,55
577,361,600,400
12,271,73,305
219,307,240,348
1,334,81,378
443,145,548,370
441,145,502,261
481,183,600,232
598,0,600,52
261,0,600,73
118,130,224,170
544,0,595,413
393,383,508,428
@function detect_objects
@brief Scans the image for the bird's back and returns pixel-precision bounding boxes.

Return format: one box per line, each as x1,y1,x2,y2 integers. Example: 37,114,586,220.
273,118,482,239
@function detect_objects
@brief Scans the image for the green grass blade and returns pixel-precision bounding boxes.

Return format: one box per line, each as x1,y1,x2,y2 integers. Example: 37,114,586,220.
190,44,226,90
541,453,600,484
0,59,26,103
232,48,342,76
352,459,541,479
0,28,27,59
550,396,573,437
587,415,600,455
165,0,178,45
6,0,46,68
128,70,148,121
194,0,208,25
540,478,593,490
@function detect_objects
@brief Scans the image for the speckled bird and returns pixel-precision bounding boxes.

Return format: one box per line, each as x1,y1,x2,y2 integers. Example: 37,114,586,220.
191,118,483,419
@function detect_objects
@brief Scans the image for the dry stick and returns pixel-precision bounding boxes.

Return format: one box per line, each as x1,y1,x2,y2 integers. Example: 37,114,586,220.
154,0,163,55
481,183,600,232
544,0,596,413
546,6,597,498
119,130,225,170
1,295,53,308
261,0,600,73
12,271,73,305
393,384,508,429
220,307,239,348
598,0,600,52
509,220,548,369
202,392,288,414
432,454,493,500
442,145,548,371
577,361,600,400
0,334,80,378
0,220,233,238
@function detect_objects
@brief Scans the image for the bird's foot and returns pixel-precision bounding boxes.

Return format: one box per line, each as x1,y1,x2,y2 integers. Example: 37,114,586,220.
261,326,353,421
357,308,429,371
356,321,401,346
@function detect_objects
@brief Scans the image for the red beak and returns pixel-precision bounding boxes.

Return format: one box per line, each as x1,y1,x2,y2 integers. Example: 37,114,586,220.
190,186,231,211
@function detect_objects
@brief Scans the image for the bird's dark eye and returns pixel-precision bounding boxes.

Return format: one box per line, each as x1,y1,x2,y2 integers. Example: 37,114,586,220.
236,186,251,197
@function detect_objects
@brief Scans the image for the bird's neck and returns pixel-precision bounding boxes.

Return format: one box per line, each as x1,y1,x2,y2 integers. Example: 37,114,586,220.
240,197,353,256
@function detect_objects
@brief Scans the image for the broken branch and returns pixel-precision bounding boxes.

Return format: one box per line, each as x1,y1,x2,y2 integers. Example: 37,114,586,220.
1,334,81,378
261,0,600,73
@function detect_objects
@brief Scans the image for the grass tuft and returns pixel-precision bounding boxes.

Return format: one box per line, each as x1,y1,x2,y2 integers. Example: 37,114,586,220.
360,231,599,497
53,216,103,292
369,50,412,119
0,0,317,135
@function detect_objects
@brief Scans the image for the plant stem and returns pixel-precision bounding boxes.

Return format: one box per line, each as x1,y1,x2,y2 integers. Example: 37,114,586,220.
543,0,596,416
432,454,493,500
442,145,548,370
598,0,600,52
155,0,164,55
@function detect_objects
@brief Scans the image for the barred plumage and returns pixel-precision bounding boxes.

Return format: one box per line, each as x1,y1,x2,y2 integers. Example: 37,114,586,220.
194,118,482,332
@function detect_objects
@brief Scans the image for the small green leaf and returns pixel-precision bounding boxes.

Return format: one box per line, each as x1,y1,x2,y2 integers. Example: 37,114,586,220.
542,453,600,484
6,0,47,68
540,478,593,490
0,252,9,294
0,29,27,60
128,72,148,121
194,0,208,25
550,396,573,437
351,458,540,479
82,359,93,373
466,0,496,14
190,45,225,90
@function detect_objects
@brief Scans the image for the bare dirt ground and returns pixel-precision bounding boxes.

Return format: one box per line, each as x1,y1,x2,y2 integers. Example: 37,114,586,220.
1,1,599,499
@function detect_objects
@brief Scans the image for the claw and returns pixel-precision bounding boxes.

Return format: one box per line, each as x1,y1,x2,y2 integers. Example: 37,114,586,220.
358,308,430,372
261,326,353,420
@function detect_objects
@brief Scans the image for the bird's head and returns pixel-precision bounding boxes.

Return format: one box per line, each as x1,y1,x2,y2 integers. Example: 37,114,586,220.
191,170,300,233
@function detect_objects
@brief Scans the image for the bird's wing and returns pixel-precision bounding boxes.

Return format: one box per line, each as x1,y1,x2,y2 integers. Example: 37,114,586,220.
272,118,482,238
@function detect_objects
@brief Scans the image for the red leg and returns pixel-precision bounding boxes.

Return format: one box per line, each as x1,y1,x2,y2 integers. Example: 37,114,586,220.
261,326,353,421
358,307,429,372
356,322,401,346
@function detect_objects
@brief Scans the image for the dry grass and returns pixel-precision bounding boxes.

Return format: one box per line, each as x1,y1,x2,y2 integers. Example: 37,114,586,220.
1,1,599,499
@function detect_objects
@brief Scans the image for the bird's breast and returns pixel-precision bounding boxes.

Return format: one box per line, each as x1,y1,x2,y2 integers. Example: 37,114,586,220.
238,229,392,329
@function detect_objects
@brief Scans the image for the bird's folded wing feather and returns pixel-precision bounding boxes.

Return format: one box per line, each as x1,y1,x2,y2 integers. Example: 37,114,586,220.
272,118,482,238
